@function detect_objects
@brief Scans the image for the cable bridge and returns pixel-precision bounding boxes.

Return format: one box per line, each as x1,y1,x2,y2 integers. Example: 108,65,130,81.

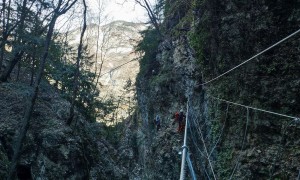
178,28,300,180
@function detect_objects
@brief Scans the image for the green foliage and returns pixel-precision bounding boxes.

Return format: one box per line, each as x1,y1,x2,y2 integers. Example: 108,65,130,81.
163,0,200,36
188,28,208,65
43,40,108,122
164,0,192,21
216,147,233,178
136,27,161,79
150,73,168,86
102,121,126,146
209,100,222,143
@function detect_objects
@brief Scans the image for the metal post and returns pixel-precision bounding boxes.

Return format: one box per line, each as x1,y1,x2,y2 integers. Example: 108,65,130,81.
180,101,189,180
186,152,197,180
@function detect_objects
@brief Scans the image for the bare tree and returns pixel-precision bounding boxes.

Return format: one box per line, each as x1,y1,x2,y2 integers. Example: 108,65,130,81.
134,0,162,36
93,24,113,90
7,0,78,178
92,0,107,82
67,0,87,125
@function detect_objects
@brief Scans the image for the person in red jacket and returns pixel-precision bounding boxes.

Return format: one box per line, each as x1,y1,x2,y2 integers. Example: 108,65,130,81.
173,111,180,132
173,110,185,133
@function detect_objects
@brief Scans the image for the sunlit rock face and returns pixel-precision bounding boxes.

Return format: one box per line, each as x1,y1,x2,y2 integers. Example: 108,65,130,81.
68,21,146,121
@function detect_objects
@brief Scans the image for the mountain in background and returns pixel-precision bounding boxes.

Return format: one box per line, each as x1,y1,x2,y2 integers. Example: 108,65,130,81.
67,21,146,122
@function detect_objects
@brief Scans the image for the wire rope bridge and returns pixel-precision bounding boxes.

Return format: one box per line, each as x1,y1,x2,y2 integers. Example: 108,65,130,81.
178,28,300,180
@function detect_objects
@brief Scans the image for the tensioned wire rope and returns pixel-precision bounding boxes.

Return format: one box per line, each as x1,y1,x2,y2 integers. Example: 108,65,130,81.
195,115,217,180
206,95,300,177
187,93,299,179
204,95,300,179
187,102,219,180
188,98,231,179
177,19,300,180
208,103,229,158
188,113,217,180
95,26,300,180
189,105,249,180
188,117,211,180
95,28,300,85
228,107,250,179
200,28,300,86
190,28,300,156
97,58,138,78
209,96,300,121
193,28,300,178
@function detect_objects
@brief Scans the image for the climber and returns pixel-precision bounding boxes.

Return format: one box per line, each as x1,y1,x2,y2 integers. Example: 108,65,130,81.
173,109,185,133
173,111,180,132
178,109,185,133
155,114,161,131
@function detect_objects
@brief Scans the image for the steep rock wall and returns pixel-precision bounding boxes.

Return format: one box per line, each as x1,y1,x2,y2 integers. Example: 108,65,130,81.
136,0,300,179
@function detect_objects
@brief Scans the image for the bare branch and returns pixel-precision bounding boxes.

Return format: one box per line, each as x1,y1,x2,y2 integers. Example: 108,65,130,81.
134,0,162,36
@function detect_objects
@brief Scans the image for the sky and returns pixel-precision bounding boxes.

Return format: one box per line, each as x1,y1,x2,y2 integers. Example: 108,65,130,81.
56,0,156,32
87,0,154,23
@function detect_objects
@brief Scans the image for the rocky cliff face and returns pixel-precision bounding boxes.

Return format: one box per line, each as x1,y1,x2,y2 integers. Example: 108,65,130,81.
67,21,146,121
135,0,300,179
0,82,130,179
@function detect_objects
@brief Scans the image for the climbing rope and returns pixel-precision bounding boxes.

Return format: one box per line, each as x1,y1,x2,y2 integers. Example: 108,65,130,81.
98,58,138,78
188,122,211,180
209,96,299,121
229,108,250,180
177,27,300,180
190,103,219,179
188,105,217,180
181,94,299,179
208,103,229,158
188,122,205,157
198,121,217,180
200,28,300,86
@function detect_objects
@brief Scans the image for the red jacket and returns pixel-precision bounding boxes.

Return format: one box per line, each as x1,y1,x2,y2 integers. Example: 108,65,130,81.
174,112,179,122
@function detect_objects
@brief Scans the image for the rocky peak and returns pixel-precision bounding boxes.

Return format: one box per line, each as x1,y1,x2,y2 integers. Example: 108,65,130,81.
67,21,147,121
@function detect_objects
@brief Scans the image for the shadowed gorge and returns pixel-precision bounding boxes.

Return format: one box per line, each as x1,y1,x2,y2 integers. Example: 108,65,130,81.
0,0,300,179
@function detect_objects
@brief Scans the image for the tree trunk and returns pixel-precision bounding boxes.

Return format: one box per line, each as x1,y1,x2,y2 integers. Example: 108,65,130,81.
30,56,35,86
67,0,87,125
0,0,7,69
4,0,83,172
0,0,27,80
0,36,5,71
6,13,58,179
0,51,24,82
7,0,78,178
16,60,22,81
0,45,5,72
